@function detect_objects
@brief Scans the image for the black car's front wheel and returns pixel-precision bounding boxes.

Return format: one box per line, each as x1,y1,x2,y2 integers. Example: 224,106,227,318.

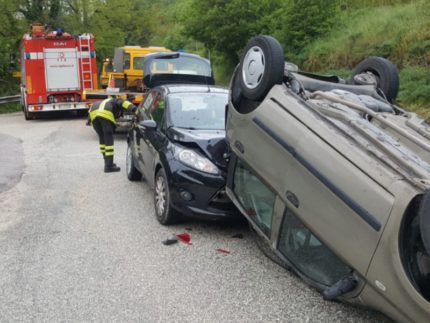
154,168,180,225
126,144,142,181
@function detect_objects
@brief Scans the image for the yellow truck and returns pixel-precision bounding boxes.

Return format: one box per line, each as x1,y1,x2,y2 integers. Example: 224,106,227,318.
100,46,170,91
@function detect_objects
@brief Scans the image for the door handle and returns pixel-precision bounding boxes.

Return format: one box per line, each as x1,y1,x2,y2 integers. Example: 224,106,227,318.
234,140,245,154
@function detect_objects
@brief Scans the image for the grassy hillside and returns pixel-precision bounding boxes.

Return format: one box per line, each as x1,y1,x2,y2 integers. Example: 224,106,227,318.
302,0,430,115
0,103,20,114
305,1,429,69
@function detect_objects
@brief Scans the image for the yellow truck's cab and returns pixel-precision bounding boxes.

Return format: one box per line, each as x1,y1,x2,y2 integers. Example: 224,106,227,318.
100,58,114,88
100,46,170,91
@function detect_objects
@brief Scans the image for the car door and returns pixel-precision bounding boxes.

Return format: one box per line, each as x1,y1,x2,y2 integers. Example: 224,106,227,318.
139,90,167,187
134,91,155,175
228,156,353,290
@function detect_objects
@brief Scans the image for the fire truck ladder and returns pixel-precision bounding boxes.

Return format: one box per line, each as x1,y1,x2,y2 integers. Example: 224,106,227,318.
78,35,94,90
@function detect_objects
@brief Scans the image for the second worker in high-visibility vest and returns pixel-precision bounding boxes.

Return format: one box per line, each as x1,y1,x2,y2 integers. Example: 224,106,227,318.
89,97,136,173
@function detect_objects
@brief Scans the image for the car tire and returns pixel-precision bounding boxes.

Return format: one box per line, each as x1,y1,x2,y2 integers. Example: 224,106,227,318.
154,168,180,225
239,35,284,101
23,106,34,120
418,190,430,256
126,144,142,181
76,109,89,117
230,65,243,107
352,56,399,102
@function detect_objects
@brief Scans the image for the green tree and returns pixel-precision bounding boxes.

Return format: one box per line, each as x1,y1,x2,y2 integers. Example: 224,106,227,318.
88,0,135,62
18,0,46,22
62,0,100,32
182,0,283,66
47,0,61,27
281,0,339,61
0,0,25,94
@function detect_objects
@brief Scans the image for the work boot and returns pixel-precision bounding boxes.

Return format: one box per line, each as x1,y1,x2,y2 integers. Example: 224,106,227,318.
104,155,120,173
103,155,117,166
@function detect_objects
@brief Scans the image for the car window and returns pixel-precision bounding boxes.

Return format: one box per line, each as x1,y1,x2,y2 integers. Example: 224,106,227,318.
123,53,130,70
142,92,154,111
133,56,144,70
104,60,113,72
137,91,154,121
160,108,168,132
148,93,165,124
150,56,211,76
168,92,227,130
233,160,276,236
278,209,351,286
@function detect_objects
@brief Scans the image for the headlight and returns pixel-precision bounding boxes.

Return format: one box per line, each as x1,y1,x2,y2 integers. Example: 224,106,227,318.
175,147,219,174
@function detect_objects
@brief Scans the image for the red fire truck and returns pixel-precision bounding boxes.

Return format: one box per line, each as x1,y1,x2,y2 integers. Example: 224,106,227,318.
20,24,98,120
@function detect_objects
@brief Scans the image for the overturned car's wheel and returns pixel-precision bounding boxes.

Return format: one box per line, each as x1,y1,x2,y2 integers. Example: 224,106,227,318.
239,35,285,101
230,65,243,107
418,191,430,265
352,56,399,102
400,195,430,302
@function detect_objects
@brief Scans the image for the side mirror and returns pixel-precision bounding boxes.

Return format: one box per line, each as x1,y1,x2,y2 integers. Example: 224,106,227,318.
139,119,157,129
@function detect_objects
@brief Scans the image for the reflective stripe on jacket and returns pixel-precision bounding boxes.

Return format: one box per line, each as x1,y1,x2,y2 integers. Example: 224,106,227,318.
122,101,133,109
89,98,116,123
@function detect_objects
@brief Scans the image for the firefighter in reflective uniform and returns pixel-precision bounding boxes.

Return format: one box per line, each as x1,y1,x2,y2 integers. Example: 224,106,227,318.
89,97,136,172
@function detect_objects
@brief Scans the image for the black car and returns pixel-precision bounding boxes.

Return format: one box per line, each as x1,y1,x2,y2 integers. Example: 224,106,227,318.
126,84,238,224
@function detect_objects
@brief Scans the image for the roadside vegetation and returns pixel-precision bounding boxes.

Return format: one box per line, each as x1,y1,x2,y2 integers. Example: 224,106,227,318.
0,103,20,114
0,0,429,116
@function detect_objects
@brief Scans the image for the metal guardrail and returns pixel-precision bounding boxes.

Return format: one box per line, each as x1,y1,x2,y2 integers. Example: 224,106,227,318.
0,95,20,105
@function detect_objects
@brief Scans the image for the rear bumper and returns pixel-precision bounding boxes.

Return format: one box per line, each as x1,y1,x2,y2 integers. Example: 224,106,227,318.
28,102,90,112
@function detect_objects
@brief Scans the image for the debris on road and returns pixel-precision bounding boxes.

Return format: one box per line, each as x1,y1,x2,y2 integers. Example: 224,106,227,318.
162,237,179,246
176,233,192,245
216,248,230,255
231,233,243,239
162,233,192,246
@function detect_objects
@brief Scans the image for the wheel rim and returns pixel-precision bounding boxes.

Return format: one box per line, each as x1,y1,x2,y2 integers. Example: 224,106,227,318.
155,175,166,216
126,145,132,175
242,46,265,90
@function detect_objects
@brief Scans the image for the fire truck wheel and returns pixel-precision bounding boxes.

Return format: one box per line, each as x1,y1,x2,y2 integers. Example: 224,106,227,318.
24,107,34,120
76,110,88,117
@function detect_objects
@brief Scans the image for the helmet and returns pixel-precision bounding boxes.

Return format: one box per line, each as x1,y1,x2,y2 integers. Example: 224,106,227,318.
127,94,136,102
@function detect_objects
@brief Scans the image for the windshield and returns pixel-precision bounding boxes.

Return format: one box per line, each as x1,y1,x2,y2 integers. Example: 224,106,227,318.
133,57,145,70
150,56,212,77
168,92,227,130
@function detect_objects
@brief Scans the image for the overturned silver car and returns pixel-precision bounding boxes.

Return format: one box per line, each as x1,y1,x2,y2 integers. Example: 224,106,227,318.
226,35,430,322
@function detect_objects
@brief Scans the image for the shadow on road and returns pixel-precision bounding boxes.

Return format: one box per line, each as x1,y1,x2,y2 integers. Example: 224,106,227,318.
167,214,249,233
26,110,88,121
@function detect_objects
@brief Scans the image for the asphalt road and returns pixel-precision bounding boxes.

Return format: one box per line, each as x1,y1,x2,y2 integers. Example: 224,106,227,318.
0,112,391,322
